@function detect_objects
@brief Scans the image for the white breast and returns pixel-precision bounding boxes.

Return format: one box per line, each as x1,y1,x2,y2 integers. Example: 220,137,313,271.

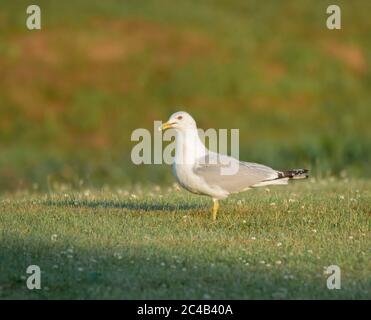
173,163,228,199
172,128,228,199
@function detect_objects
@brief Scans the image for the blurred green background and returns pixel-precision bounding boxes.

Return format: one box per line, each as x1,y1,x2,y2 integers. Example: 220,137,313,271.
0,0,370,192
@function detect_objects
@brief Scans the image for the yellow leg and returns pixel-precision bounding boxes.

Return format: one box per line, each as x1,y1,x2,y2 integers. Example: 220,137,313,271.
212,199,219,221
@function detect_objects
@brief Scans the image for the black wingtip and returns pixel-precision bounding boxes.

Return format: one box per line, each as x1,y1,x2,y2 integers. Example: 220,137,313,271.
282,168,309,179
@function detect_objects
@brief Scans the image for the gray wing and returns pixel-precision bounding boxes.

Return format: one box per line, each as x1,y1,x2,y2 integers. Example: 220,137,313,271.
193,152,279,193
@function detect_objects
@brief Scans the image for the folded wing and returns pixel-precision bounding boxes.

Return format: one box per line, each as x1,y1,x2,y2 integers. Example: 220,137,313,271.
193,152,281,193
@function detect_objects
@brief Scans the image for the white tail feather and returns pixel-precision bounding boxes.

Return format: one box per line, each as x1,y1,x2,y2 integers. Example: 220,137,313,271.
251,178,289,187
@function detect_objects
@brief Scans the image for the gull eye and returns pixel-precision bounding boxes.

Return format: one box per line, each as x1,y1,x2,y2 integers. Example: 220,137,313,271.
177,115,183,120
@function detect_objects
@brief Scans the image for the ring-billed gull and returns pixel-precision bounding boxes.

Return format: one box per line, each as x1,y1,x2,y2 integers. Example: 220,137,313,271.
160,111,308,220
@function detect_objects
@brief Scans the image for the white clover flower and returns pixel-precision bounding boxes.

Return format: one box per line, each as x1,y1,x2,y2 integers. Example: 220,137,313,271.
51,234,58,241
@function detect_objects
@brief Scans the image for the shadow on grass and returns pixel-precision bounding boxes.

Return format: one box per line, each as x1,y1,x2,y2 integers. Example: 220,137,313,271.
42,199,206,212
0,237,363,299
0,240,250,299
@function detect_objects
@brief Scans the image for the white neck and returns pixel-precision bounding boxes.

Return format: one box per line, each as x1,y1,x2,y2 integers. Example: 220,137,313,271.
175,128,207,165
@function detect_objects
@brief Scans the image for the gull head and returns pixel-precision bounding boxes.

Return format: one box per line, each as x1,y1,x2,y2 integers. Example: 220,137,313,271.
159,111,197,132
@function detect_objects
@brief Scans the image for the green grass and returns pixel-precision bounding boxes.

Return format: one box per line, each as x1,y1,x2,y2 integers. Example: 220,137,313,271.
0,179,369,299
0,0,370,299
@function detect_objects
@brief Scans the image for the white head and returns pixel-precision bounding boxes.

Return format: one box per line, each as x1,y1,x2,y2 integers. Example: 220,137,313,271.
159,111,197,132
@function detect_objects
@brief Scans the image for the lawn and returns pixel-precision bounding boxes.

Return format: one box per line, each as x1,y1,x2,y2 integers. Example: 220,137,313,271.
1,0,370,192
0,0,370,300
0,179,369,299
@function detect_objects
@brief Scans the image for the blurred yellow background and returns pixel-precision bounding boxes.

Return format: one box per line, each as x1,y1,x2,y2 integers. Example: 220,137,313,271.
0,0,370,192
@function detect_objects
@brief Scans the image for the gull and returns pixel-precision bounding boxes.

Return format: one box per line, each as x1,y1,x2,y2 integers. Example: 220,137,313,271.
160,111,308,220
